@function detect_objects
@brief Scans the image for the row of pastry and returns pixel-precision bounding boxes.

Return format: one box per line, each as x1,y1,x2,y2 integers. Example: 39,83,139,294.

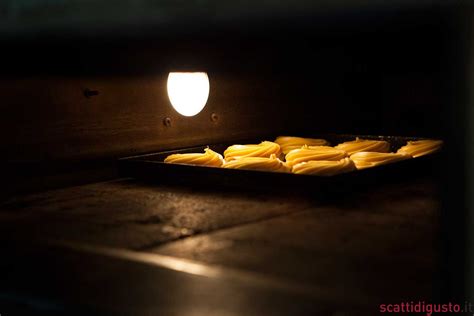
164,136,443,176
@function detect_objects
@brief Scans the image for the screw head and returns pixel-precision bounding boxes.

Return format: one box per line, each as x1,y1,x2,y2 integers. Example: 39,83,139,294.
163,117,172,127
83,88,99,98
210,113,219,123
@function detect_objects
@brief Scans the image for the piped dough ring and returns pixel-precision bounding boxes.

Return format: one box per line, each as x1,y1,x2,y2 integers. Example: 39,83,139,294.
397,139,443,158
350,151,410,169
223,154,290,173
224,141,281,161
292,158,356,176
335,138,390,155
275,136,329,154
285,145,347,167
164,148,224,167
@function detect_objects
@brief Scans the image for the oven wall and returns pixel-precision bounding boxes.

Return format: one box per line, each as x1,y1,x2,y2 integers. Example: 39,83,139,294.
0,74,291,161
0,9,451,163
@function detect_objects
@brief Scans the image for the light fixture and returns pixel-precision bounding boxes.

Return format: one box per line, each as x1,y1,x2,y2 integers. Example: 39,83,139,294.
167,72,210,117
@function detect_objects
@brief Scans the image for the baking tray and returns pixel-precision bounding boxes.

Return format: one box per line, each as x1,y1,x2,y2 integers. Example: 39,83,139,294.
118,134,441,194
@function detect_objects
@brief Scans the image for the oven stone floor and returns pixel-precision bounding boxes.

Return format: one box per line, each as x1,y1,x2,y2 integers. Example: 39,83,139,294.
0,178,439,315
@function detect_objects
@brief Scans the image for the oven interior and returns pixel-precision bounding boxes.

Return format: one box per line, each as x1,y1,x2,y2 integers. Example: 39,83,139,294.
0,2,472,314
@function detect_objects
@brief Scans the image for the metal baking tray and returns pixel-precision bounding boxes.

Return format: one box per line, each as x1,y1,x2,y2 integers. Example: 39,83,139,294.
118,134,441,194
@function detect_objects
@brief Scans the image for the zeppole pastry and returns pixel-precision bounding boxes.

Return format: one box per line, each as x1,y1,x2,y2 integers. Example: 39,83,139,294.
335,138,390,155
224,141,281,161
275,136,329,154
292,158,355,176
164,148,224,167
223,154,290,173
397,139,443,158
350,152,410,170
285,145,347,167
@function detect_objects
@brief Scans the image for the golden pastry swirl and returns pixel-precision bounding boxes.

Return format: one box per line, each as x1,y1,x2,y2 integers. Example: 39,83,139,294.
292,158,355,176
350,152,410,170
224,141,281,161
223,154,290,173
335,138,390,155
397,139,443,158
275,136,329,154
164,148,224,167
285,145,347,167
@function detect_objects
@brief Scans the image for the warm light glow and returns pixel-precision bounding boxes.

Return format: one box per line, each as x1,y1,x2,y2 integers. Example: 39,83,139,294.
167,72,210,116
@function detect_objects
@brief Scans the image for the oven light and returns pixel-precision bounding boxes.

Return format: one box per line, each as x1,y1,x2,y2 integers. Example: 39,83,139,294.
167,72,210,117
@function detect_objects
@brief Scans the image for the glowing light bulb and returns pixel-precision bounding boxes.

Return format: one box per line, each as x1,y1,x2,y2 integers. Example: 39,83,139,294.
167,72,210,117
